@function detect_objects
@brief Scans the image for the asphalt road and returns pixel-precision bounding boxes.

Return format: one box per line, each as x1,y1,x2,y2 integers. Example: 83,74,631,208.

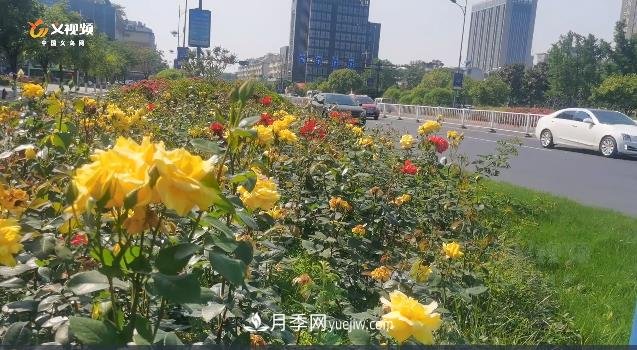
370,114,637,217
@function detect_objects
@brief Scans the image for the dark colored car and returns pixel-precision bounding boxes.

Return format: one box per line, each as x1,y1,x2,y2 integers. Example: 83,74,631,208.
310,93,367,126
353,95,380,120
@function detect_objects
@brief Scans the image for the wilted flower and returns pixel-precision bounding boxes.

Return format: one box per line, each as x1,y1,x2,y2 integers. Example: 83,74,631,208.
250,334,266,347
428,136,449,153
352,224,366,236
0,187,29,211
24,146,37,160
418,120,441,136
370,266,392,282
378,290,442,344
329,196,352,212
400,134,415,149
0,218,23,266
401,160,419,175
292,273,313,286
367,186,384,197
442,242,464,259
447,130,464,147
266,206,286,220
410,261,432,283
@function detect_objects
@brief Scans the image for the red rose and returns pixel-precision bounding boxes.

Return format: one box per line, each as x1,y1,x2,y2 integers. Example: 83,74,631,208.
146,103,156,111
428,136,449,153
401,160,419,175
209,122,225,137
257,112,274,126
300,119,327,140
260,96,273,106
70,233,88,247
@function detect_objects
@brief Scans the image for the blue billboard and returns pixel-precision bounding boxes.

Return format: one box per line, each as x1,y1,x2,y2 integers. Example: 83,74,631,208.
188,9,211,48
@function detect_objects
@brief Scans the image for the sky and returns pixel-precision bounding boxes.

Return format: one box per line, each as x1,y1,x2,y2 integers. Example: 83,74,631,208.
115,0,623,69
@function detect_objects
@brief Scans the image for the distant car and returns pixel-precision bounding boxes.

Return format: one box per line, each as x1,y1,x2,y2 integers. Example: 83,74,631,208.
374,97,394,104
352,95,380,120
535,108,637,158
310,93,366,126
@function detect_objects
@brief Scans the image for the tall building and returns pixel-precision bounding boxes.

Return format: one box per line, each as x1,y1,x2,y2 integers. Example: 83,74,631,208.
621,0,637,37
116,20,156,48
237,52,286,82
288,0,381,82
466,0,538,75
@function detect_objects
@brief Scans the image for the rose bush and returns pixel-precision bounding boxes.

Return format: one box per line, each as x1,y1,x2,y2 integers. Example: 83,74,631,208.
0,78,577,346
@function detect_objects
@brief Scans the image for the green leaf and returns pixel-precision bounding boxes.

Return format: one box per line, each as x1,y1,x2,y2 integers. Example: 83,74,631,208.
201,303,226,322
235,241,254,265
3,300,39,313
238,115,260,128
134,316,153,344
238,80,256,103
230,171,257,192
190,138,223,155
210,232,239,253
69,317,122,346
348,329,371,345
155,243,200,275
66,270,128,295
202,216,235,238
235,209,258,229
2,322,32,346
209,252,246,285
465,285,488,295
151,273,201,304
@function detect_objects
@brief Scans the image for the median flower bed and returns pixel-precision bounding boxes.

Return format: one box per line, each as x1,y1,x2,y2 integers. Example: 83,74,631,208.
0,78,577,346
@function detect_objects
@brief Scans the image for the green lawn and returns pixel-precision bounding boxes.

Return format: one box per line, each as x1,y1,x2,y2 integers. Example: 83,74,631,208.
483,181,637,344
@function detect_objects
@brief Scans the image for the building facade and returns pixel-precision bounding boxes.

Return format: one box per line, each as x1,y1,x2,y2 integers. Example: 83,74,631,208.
466,0,538,75
288,0,381,82
237,53,286,82
621,0,637,37
116,20,156,48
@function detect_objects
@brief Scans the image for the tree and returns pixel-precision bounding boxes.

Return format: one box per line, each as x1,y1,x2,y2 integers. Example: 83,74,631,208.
155,68,186,80
422,88,453,106
469,75,510,106
547,32,607,107
591,74,637,114
383,86,403,101
496,64,526,106
321,69,365,94
361,59,399,97
182,47,237,79
607,21,637,75
419,68,452,91
400,60,444,88
0,0,43,72
523,62,549,107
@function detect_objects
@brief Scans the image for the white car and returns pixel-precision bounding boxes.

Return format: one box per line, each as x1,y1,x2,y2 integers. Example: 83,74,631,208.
535,108,637,158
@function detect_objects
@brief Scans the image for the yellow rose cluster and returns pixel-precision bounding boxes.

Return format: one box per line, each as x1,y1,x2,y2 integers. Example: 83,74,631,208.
329,197,352,212
400,134,414,149
98,104,146,132
418,120,442,136
379,291,442,344
21,83,45,99
70,137,223,216
237,174,281,211
0,218,23,266
255,113,298,146
0,185,29,213
447,130,464,147
352,224,366,236
442,241,464,259
370,266,392,282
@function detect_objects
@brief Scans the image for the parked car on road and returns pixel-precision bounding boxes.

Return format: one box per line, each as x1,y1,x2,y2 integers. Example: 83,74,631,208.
310,93,366,126
352,95,380,120
535,108,637,158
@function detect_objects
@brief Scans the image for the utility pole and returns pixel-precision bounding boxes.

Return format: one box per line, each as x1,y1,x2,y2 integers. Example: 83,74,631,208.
197,0,203,59
449,0,468,108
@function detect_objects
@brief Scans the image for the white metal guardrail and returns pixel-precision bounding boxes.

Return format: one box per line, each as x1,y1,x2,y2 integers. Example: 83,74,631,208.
377,103,546,136
282,96,546,136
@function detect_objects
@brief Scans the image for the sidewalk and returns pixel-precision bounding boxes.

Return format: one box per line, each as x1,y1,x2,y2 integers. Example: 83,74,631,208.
0,83,105,101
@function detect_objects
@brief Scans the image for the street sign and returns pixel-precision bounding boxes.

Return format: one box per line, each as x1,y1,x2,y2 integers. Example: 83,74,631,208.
188,9,211,48
177,47,189,61
453,71,464,90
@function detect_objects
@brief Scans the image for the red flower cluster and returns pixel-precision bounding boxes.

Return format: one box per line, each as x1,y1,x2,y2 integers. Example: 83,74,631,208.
300,119,327,140
401,160,419,175
70,233,88,247
257,113,274,126
260,96,273,106
122,79,168,98
146,103,156,112
209,122,225,137
330,111,359,125
427,136,449,153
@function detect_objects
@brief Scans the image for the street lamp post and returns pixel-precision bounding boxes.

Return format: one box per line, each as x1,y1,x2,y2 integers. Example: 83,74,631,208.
449,0,468,108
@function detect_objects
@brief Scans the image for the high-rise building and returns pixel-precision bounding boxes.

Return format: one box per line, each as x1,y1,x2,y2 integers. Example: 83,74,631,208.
116,20,156,48
621,0,637,37
288,0,381,82
237,52,286,82
466,0,538,75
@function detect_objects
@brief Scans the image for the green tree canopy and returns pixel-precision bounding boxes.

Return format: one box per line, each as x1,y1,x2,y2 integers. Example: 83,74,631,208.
0,0,43,72
321,69,365,94
591,74,637,114
469,75,510,107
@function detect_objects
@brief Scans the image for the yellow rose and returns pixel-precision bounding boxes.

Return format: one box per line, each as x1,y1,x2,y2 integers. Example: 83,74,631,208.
352,224,366,236
277,129,298,144
442,241,464,259
153,147,221,216
82,97,97,110
123,207,158,235
266,206,286,220
400,134,414,149
393,194,412,206
370,266,392,282
411,261,432,283
0,218,23,267
358,136,374,148
237,175,280,211
329,197,352,212
0,187,29,211
24,146,37,160
447,130,464,147
21,83,45,99
418,120,442,136
255,125,274,146
379,290,441,344
350,126,364,136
